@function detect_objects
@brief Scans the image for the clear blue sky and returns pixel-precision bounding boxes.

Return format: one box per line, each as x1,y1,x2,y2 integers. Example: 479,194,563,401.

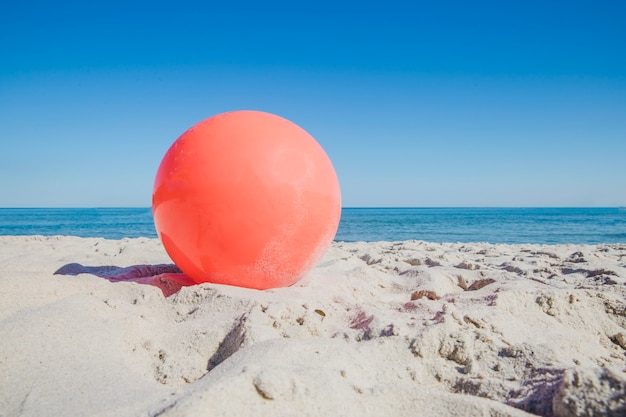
1,0,625,207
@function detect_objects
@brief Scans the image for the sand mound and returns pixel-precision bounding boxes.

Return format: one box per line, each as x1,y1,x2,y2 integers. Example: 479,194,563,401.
1,236,625,416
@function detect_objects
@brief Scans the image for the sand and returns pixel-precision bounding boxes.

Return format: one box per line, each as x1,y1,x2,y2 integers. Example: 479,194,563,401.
1,236,625,417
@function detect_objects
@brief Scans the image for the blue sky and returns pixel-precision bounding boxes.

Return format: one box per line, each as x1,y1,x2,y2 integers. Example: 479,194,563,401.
1,0,625,207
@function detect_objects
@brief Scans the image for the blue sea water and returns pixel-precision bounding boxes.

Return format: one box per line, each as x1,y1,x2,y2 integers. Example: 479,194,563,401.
0,207,625,244
0,208,155,240
335,207,626,244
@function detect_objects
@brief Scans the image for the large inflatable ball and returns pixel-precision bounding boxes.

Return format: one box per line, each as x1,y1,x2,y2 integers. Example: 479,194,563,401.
152,110,341,290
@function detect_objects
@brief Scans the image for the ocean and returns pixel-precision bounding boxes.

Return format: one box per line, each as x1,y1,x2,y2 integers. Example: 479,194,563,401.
0,207,625,245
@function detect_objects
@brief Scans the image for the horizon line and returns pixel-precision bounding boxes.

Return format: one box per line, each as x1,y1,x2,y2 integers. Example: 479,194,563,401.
1,206,624,210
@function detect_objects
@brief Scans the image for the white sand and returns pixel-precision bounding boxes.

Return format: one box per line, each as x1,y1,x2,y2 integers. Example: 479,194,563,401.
1,236,625,417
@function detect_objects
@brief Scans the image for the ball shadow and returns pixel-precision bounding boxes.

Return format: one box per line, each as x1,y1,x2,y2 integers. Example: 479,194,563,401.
54,263,196,297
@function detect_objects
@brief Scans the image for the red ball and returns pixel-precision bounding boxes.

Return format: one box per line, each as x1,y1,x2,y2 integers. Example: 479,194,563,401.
152,110,341,289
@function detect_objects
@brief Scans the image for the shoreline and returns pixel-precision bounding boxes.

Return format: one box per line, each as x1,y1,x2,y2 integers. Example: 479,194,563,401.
1,236,625,416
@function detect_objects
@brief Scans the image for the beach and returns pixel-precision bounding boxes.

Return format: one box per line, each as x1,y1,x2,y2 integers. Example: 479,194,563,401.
1,236,625,417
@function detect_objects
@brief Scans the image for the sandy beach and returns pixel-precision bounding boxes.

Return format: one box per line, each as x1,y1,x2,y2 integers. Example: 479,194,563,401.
1,236,625,417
